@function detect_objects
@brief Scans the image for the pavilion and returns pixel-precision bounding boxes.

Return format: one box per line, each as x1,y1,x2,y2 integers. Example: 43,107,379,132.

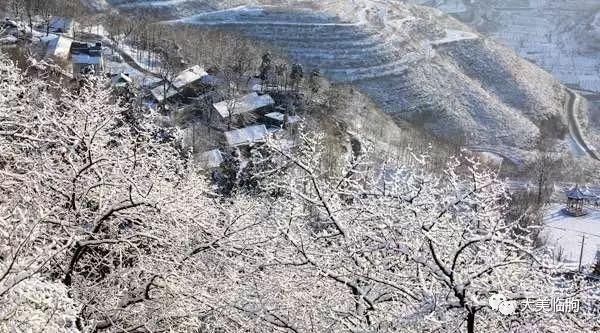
565,186,587,217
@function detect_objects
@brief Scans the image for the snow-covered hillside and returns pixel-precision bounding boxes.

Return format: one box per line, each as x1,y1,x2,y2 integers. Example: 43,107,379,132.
103,0,575,159
410,0,600,94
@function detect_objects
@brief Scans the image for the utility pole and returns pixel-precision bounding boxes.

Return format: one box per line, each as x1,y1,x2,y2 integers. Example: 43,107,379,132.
578,235,586,272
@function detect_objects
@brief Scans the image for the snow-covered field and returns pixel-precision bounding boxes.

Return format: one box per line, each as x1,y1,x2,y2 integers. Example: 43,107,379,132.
541,204,600,269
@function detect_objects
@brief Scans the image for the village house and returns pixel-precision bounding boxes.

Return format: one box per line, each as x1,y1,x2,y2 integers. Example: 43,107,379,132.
111,72,133,88
211,92,275,128
199,149,224,169
151,65,208,103
223,124,269,147
45,35,72,61
262,111,301,131
71,41,104,77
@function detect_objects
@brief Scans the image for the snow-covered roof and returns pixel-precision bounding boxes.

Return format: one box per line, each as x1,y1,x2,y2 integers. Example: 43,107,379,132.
0,36,17,45
199,149,224,168
46,36,72,60
224,124,269,147
3,18,18,28
172,65,208,89
264,112,301,124
150,82,178,102
213,93,274,118
150,65,207,102
201,74,220,86
72,54,102,65
111,73,133,86
566,186,586,200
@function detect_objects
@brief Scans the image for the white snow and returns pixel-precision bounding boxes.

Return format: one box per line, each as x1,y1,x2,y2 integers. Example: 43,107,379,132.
80,0,109,11
264,112,301,124
199,149,224,168
0,36,18,45
224,124,269,147
119,43,162,74
169,5,359,27
171,65,207,89
45,36,72,60
430,29,478,46
99,1,579,158
119,0,193,8
430,0,600,93
592,12,600,34
213,92,274,118
436,1,467,14
72,54,102,65
150,65,207,102
541,204,600,269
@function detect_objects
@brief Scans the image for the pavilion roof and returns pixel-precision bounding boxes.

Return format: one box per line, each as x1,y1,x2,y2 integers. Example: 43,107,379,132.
566,186,586,200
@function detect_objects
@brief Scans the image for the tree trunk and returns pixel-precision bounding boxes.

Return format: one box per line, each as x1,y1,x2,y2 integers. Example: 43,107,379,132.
466,310,475,333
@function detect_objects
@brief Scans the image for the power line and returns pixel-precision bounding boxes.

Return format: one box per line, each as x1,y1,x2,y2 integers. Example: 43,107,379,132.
543,224,600,240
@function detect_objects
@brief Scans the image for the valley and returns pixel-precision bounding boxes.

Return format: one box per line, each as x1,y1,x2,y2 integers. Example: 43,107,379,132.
107,0,584,163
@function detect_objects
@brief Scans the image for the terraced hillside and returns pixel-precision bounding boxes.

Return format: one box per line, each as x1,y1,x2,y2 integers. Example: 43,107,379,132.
410,0,600,94
107,0,571,159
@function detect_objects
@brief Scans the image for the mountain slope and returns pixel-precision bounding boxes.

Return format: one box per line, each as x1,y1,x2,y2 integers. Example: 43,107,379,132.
107,0,570,158
408,0,600,94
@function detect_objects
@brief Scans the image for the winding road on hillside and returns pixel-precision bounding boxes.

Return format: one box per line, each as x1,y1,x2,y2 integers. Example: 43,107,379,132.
566,89,599,160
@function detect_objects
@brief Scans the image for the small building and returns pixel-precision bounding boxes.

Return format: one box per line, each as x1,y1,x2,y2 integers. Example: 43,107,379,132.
263,111,301,129
48,17,74,37
224,124,269,147
171,65,208,90
150,65,208,103
111,73,133,88
45,35,72,61
565,186,587,217
212,92,274,124
199,149,224,169
71,42,104,77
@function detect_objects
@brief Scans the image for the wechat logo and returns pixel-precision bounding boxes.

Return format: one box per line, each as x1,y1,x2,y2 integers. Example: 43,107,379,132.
489,293,517,315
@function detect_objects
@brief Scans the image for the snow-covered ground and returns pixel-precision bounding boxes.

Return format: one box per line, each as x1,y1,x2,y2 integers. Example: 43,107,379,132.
80,0,109,11
119,43,162,74
430,29,478,46
104,54,161,87
541,204,600,269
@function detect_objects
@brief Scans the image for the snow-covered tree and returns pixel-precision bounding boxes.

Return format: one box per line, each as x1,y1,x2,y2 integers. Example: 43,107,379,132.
0,52,265,331
244,132,599,332
0,50,598,332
